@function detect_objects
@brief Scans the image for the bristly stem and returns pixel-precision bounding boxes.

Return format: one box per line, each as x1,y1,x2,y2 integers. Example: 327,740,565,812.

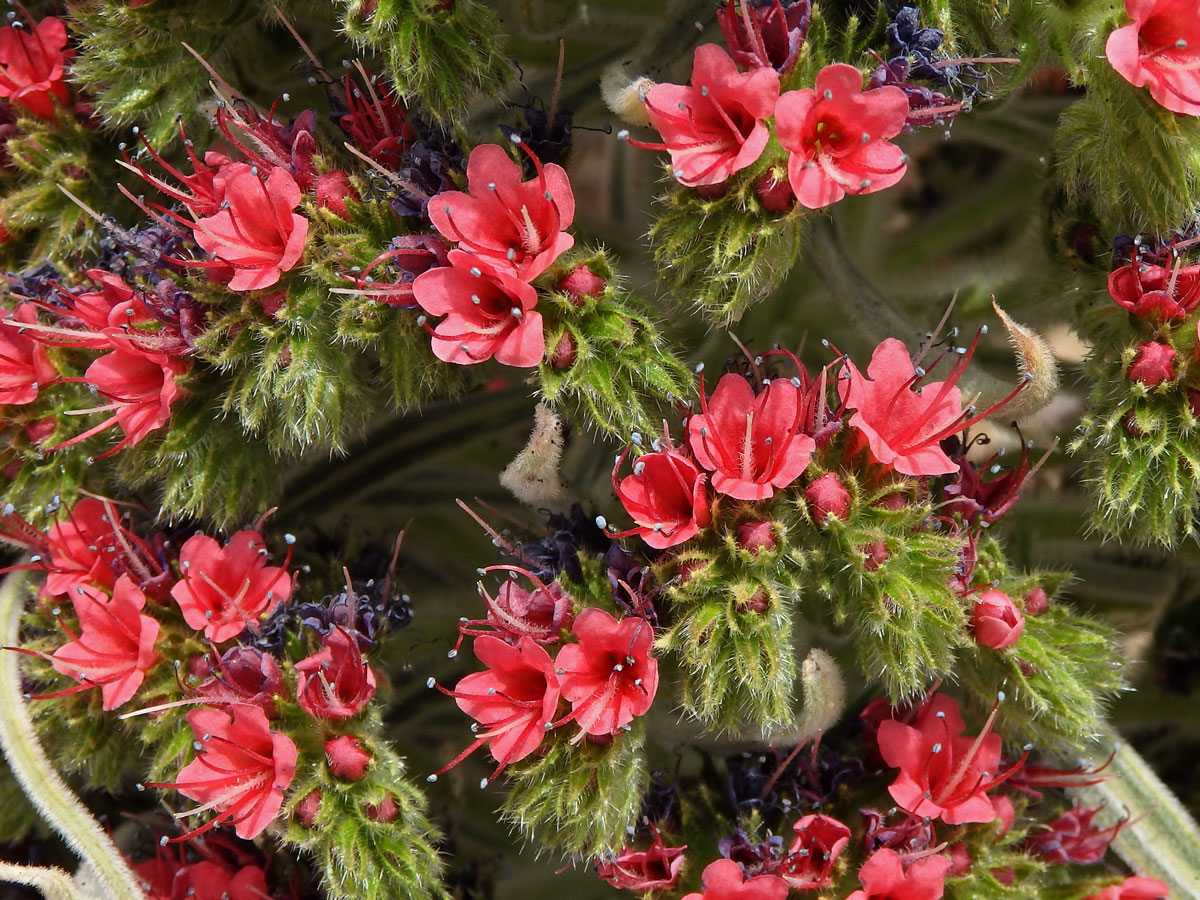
0,576,144,900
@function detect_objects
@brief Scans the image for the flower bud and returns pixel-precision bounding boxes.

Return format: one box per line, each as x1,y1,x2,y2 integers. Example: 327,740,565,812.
737,586,770,613
863,541,889,571
1189,388,1200,419
805,473,851,523
737,520,776,554
315,171,359,219
1128,340,1176,386
755,168,794,212
874,493,906,510
1024,586,1049,616
556,264,605,302
549,331,577,369
948,842,971,877
296,789,322,827
970,589,1025,650
365,795,398,823
326,735,371,780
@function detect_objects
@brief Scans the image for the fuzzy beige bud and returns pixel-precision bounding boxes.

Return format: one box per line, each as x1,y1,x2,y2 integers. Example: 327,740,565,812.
500,403,569,511
991,299,1059,419
601,64,655,127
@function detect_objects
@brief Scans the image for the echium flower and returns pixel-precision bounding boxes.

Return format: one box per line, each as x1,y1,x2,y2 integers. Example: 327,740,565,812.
1025,806,1134,865
1108,254,1200,319
455,565,574,649
0,13,71,120
682,859,788,900
611,437,711,549
845,849,953,900
0,302,56,405
632,43,780,187
715,1,811,75
294,627,377,720
1107,0,1200,116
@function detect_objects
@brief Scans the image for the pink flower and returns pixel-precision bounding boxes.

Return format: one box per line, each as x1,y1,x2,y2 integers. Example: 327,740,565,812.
845,848,953,900
716,0,810,74
50,575,160,710
636,44,779,188
159,705,297,840
70,270,155,334
192,166,309,291
1084,876,1169,900
687,372,815,500
194,646,283,718
36,498,157,597
1025,806,1131,865
1106,0,1200,116
877,693,1022,825
428,143,574,280
458,565,574,649
0,302,56,405
0,15,71,119
779,814,850,889
434,634,561,781
295,627,377,720
775,64,909,208
839,337,1017,477
1109,259,1200,319
413,249,544,367
170,530,292,643
682,859,788,900
612,443,711,549
51,349,188,458
597,832,687,891
136,857,269,900
1128,340,1176,385
556,608,658,736
970,589,1025,651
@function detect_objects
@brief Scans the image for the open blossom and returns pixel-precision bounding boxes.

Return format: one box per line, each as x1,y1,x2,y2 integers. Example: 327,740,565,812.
877,693,1022,825
0,302,56,405
193,165,309,291
170,530,292,643
135,855,269,900
67,270,156,338
778,814,851,889
428,143,574,280
435,635,561,781
682,859,788,900
596,832,686,891
556,608,658,736
636,44,780,187
970,589,1025,650
775,64,909,209
295,627,377,720
413,249,544,368
845,848,953,900
335,69,411,169
194,646,283,718
1109,259,1200,319
1025,806,1131,865
161,705,297,840
687,373,815,500
50,575,160,710
1084,876,1169,900
612,443,711,549
1106,0,1200,116
37,498,157,597
0,15,71,120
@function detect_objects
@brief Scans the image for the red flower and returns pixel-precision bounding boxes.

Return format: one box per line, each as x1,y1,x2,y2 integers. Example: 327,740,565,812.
877,693,1023,825
1106,0,1200,116
336,69,411,169
170,530,292,643
428,143,574,280
413,249,544,367
192,165,309,291
0,15,71,120
775,64,909,209
556,608,658,737
716,0,810,74
1128,340,1176,385
70,270,155,334
1085,876,1169,900
159,705,297,840
845,848,953,900
839,337,1021,477
779,814,851,889
433,634,561,782
51,349,188,458
136,858,269,900
33,498,158,597
682,859,788,900
597,831,687,891
612,443,711,549
1109,258,1200,319
0,302,56,405
457,565,574,649
194,646,283,717
636,44,779,187
1025,806,1131,865
49,575,160,710
970,589,1025,651
295,627,377,720
687,372,815,500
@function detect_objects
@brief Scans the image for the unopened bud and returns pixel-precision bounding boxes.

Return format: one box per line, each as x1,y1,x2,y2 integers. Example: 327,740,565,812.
1128,340,1176,386
754,167,794,213
325,735,371,780
737,520,776,554
1024,586,1049,616
295,789,322,827
805,473,851,524
556,264,605,302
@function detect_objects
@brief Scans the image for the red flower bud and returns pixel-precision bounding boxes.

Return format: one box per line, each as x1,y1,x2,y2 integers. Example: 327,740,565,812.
315,170,358,219
325,735,371,780
755,168,794,212
737,520,776,554
948,841,971,877
874,493,906,510
1024,586,1049,616
738,586,770,614
365,795,398,823
557,264,606,302
1128,341,1176,386
550,331,577,369
863,541,889,571
970,589,1025,650
806,473,851,523
296,789,322,827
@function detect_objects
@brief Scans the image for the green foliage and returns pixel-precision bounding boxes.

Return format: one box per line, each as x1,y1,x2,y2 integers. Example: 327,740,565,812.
500,721,647,857
336,0,513,128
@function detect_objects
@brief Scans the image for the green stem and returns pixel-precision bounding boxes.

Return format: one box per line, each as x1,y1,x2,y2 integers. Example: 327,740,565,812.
0,577,144,900
1071,731,1200,900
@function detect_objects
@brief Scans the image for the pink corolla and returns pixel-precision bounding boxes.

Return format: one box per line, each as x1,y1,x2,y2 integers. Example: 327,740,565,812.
556,608,658,737
635,44,780,187
775,64,909,208
612,443,711,549
1106,0,1200,116
0,15,71,120
0,302,56,405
